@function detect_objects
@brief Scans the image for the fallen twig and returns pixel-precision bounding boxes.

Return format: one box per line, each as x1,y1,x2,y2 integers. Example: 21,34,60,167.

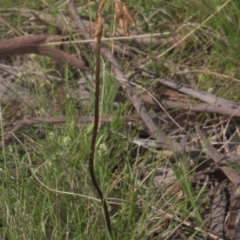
156,77,240,109
0,34,87,70
141,95,240,117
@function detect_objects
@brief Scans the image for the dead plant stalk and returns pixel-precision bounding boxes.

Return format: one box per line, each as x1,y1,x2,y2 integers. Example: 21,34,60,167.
89,0,136,238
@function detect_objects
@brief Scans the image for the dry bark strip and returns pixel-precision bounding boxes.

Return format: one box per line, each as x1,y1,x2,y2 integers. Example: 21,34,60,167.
163,100,240,118
140,70,240,109
227,185,240,240
196,126,240,239
142,95,240,118
0,34,87,70
210,186,227,239
155,78,240,109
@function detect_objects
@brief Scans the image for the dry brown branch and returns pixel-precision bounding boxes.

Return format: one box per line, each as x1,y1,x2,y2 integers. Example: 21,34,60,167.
0,34,87,70
141,95,240,117
155,78,240,109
